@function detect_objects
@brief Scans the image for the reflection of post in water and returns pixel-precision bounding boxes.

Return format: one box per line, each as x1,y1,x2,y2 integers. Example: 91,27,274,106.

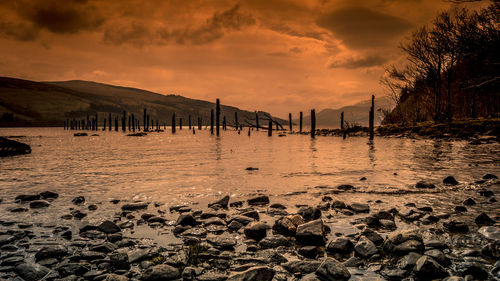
215,136,222,161
367,139,375,165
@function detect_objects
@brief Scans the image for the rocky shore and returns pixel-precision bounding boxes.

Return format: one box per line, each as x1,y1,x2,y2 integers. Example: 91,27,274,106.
0,175,499,281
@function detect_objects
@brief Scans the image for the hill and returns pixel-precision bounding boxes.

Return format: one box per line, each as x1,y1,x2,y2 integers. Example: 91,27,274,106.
296,96,394,127
0,77,285,127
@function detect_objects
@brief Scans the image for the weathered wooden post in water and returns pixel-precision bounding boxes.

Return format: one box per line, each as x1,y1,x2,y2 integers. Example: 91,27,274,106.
255,113,259,131
188,115,191,130
216,99,220,136
132,114,135,132
108,113,112,131
299,112,303,133
143,109,147,132
223,116,226,131
369,95,374,140
122,111,126,132
103,119,106,131
311,109,316,139
289,113,292,131
341,111,346,139
210,110,214,135
172,113,176,133
95,114,98,130
115,117,118,131
234,112,238,130
268,119,272,136
179,118,182,130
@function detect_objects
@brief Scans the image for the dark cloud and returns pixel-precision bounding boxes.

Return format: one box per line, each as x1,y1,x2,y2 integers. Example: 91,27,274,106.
329,54,388,69
20,0,105,34
103,4,255,46
267,23,325,40
316,7,412,49
0,21,39,41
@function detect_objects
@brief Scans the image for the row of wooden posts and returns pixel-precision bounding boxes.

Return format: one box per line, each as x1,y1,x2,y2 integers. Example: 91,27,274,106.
64,96,375,140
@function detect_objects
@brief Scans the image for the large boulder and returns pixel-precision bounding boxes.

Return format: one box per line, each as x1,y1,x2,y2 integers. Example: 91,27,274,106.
244,221,269,241
273,214,304,236
296,219,326,246
227,266,275,281
298,206,322,222
326,237,354,257
15,263,50,281
354,236,378,258
315,257,351,281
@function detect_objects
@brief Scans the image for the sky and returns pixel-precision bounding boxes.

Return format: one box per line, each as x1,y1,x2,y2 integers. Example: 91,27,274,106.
0,0,488,118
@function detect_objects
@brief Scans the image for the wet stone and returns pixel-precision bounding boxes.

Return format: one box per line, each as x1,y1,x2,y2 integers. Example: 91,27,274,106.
443,176,459,185
415,181,436,189
259,235,291,249
475,212,495,226
414,256,448,280
227,266,275,281
208,195,230,209
35,245,68,261
354,236,378,258
15,194,40,202
298,246,318,259
326,237,354,257
207,234,237,250
348,203,370,213
98,220,121,234
463,198,476,206
444,221,469,233
71,196,85,205
397,252,422,270
176,214,197,226
315,257,351,281
29,200,50,208
121,202,148,211
296,219,326,246
244,221,268,241
298,206,322,222
14,262,50,281
282,260,321,274
247,195,270,206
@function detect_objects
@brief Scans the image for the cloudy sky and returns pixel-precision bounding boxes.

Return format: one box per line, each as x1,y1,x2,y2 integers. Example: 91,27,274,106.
0,0,487,117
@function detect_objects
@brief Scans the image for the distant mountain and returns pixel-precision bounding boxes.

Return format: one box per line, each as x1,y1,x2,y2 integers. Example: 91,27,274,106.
297,96,394,127
0,77,285,127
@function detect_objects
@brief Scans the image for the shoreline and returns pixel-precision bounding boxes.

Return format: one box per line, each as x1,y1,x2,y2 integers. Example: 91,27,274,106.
0,174,499,280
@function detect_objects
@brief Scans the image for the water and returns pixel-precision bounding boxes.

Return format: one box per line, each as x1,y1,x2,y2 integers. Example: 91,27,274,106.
0,128,499,239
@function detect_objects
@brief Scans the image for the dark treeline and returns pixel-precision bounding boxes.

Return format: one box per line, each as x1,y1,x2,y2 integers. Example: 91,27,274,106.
382,2,499,124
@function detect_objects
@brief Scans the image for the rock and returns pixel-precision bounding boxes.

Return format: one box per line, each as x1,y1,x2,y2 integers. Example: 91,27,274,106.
208,195,230,209
244,222,268,241
207,234,237,249
98,221,121,234
247,195,270,206
463,198,475,206
343,256,362,267
227,220,243,231
298,246,318,259
230,201,244,208
331,200,347,209
147,216,166,224
298,206,322,222
354,236,378,258
361,228,384,246
397,252,422,270
8,206,28,212
326,238,354,257
296,219,326,246
104,274,129,281
176,214,197,226
443,176,458,185
230,215,254,226
39,191,59,199
227,266,275,281
383,230,424,255
241,210,260,220
270,203,286,209
273,215,304,236
348,203,370,213
56,263,90,277
71,196,85,204
14,263,50,281
15,194,40,201
141,264,180,280
415,181,435,189
478,189,494,197
110,252,130,270
424,249,450,267
483,173,498,180
259,235,291,249
478,226,500,241
455,206,467,213
0,235,15,246
443,221,469,233
88,204,98,211
121,202,149,211
455,262,489,280
35,245,68,261
315,257,351,281
282,260,321,274
89,242,117,253
71,210,87,219
475,212,495,226
413,256,448,279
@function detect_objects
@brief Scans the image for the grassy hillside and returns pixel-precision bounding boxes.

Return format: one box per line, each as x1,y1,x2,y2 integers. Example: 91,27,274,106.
0,77,285,127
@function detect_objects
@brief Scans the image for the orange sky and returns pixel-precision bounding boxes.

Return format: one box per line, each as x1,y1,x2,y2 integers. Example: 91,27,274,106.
0,0,488,117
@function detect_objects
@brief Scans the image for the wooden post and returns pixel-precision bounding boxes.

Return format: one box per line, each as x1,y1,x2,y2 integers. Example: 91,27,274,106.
340,111,344,130
188,115,191,130
234,112,238,130
64,121,66,130
223,116,226,131
216,99,220,136
299,111,303,133
172,113,176,133
108,113,112,131
121,111,125,131
193,127,195,134
131,114,135,132
198,117,202,130
179,118,182,130
95,114,98,130
369,95,374,140
255,113,259,131
268,119,272,136
289,113,292,131
248,127,250,136
128,115,131,131
210,109,214,134
311,109,316,139
115,117,118,131
143,109,147,132
275,122,278,131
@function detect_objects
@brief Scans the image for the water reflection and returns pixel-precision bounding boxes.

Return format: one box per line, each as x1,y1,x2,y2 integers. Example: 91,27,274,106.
367,140,376,166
